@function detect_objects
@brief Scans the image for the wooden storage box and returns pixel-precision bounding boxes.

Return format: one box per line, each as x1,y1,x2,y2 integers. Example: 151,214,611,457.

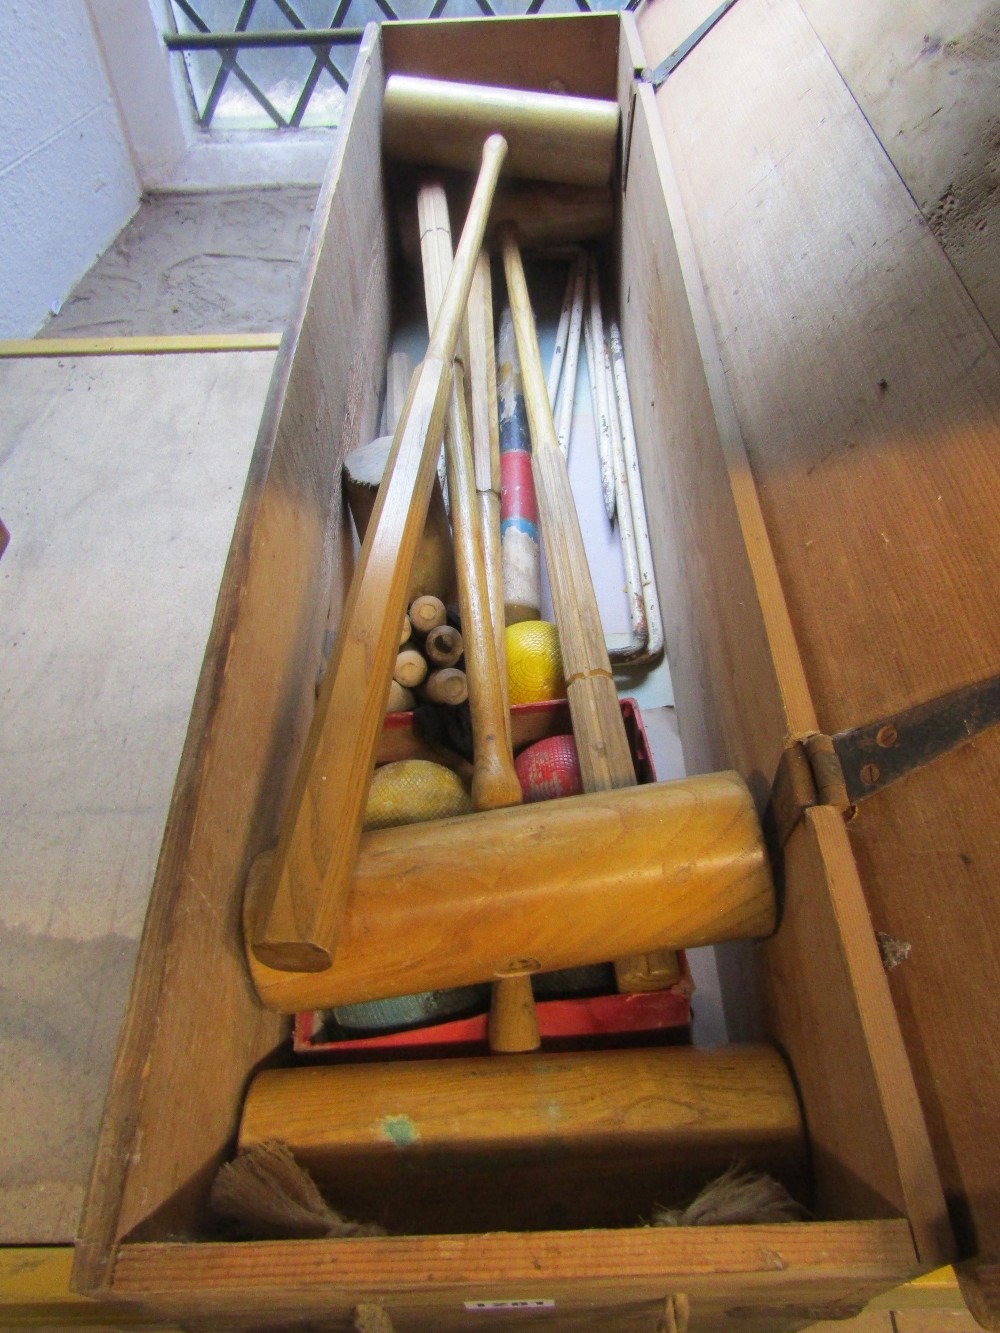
75,12,961,1331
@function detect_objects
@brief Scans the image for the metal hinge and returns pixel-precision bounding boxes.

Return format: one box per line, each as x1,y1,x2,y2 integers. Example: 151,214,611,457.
770,733,850,849
769,670,1000,847
830,672,1000,803
639,0,742,89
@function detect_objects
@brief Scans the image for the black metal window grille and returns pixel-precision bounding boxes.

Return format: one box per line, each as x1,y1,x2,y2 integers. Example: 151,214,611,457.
166,0,634,130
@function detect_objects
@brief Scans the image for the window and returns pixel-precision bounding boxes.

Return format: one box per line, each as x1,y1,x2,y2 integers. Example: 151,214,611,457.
166,0,631,129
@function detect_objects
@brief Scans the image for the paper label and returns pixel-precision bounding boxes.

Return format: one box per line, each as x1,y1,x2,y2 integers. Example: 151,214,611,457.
464,1299,556,1312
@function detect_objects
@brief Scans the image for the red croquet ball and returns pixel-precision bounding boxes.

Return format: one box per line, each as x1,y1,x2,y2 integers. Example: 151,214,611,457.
514,734,584,803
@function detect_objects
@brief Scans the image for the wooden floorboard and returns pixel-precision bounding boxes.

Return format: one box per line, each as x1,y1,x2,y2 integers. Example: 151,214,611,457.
0,352,274,1242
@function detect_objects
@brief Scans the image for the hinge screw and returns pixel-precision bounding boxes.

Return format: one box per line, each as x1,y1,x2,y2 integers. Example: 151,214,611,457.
876,725,898,748
860,763,881,786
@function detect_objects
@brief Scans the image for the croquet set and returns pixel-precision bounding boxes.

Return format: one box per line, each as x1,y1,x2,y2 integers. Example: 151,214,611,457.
75,13,958,1331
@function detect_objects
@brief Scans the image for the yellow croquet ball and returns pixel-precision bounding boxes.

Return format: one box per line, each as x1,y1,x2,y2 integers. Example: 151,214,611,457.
505,620,566,705
364,760,472,831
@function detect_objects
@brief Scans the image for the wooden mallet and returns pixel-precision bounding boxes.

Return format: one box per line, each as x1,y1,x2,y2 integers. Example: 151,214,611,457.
383,75,619,188
244,773,775,1012
251,135,508,973
499,225,680,994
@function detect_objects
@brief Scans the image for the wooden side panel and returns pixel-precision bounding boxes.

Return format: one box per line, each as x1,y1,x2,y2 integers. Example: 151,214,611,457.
799,0,1000,343
110,1221,919,1332
760,806,951,1262
645,0,1000,736
618,84,817,798
640,0,999,1303
73,28,391,1292
846,730,1000,1275
618,11,646,185
382,14,619,100
628,0,952,1271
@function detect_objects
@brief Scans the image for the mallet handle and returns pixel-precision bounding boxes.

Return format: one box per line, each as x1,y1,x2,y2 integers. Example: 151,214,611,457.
419,188,535,1053
500,226,679,993
418,184,522,816
500,226,634,790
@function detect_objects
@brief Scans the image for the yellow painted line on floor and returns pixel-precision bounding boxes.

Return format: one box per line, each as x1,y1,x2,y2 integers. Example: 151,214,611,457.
867,1265,966,1311
0,1247,81,1305
0,1247,178,1326
0,334,282,357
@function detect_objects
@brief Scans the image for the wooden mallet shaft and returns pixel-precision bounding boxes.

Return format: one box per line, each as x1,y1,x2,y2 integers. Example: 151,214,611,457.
499,225,679,993
466,249,509,739
500,225,633,789
418,184,535,1052
417,183,522,816
251,135,508,973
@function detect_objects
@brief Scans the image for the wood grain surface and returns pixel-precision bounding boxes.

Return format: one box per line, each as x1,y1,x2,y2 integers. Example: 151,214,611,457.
73,28,391,1291
253,135,506,972
640,0,999,1301
760,805,950,1262
245,774,775,1011
239,1045,806,1233
618,82,817,794
383,15,620,100
847,732,1000,1271
466,249,509,734
644,0,1000,736
799,0,1000,343
110,1220,920,1330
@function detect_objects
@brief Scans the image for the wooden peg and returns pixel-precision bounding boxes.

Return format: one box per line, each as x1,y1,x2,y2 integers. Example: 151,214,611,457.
423,667,468,706
409,594,447,636
394,648,428,690
424,624,463,667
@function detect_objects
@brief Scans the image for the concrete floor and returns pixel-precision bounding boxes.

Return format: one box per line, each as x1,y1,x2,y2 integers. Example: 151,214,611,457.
42,188,319,337
3,187,318,1244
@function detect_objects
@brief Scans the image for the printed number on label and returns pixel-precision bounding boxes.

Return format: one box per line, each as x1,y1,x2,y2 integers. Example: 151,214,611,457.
464,1299,555,1312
